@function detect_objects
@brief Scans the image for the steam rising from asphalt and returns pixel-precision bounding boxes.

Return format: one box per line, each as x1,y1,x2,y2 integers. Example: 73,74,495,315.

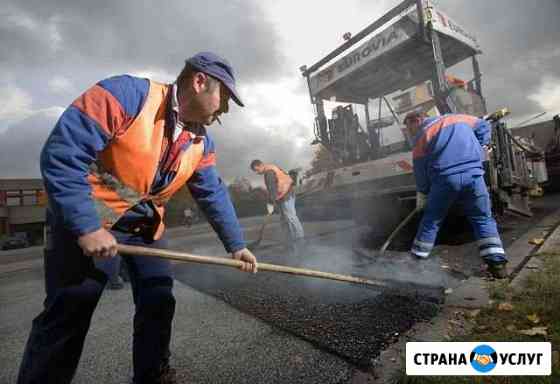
288,193,450,294
168,214,451,304
295,233,448,297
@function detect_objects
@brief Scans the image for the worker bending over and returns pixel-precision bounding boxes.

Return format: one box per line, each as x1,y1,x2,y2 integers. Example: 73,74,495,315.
18,52,257,384
403,111,508,279
250,160,305,256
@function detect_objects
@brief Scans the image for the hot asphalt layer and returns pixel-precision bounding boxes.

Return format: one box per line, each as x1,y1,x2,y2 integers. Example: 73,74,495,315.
172,231,442,370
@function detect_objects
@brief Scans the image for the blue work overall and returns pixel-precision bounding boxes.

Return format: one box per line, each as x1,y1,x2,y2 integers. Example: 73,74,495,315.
17,218,175,384
409,114,507,265
411,169,507,264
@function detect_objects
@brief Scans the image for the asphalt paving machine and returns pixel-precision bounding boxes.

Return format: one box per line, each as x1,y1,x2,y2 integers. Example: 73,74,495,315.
296,0,544,234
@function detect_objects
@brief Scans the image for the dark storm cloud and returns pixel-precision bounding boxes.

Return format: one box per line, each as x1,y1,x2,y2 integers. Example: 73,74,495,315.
0,108,62,178
438,0,560,118
0,0,287,83
353,0,560,118
0,0,300,180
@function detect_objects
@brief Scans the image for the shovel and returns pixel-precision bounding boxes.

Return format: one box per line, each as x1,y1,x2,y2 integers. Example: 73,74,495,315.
378,208,419,255
117,243,389,289
116,244,445,302
247,204,274,251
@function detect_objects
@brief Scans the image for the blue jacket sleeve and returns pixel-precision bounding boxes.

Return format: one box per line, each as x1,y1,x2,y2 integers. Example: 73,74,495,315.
40,75,148,236
413,156,430,194
473,118,491,147
40,107,110,235
186,134,245,252
187,166,246,253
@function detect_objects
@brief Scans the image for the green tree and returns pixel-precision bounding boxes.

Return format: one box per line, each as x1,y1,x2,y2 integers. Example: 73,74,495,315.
228,178,267,217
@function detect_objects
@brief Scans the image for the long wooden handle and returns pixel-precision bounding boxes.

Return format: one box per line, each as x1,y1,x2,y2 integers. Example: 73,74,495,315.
379,208,418,255
116,244,389,289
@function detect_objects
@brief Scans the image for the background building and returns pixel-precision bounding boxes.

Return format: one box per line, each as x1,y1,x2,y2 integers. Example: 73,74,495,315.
0,179,46,246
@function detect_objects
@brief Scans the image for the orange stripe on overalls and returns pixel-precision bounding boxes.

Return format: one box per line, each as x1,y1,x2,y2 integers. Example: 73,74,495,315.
413,115,480,159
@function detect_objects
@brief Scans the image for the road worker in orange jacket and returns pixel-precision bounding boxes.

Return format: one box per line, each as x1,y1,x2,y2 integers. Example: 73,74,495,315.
251,160,305,256
18,52,257,384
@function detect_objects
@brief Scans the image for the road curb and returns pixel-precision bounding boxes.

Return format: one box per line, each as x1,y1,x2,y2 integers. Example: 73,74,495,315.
535,215,560,255
445,207,560,308
510,209,560,289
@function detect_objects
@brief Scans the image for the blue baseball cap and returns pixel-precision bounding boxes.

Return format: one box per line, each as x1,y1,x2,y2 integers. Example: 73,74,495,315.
186,52,244,107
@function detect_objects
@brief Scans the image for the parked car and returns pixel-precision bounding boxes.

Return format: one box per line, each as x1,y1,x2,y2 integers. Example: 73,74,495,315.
1,236,29,250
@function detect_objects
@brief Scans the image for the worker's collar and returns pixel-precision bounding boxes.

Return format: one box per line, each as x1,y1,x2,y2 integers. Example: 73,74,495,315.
412,116,440,143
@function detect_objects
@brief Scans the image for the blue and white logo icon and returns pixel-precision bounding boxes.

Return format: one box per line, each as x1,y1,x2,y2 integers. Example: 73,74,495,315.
470,344,498,373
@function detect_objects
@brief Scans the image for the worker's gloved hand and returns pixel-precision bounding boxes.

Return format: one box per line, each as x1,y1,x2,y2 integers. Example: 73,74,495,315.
416,192,428,210
266,203,275,215
232,248,258,273
78,228,118,259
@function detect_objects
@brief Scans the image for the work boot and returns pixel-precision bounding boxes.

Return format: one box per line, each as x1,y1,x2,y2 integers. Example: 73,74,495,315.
108,275,124,290
156,362,177,384
133,363,177,384
410,251,429,261
487,261,508,279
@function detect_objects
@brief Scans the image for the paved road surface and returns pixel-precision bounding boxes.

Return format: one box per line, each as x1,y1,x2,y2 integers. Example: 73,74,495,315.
1,195,558,383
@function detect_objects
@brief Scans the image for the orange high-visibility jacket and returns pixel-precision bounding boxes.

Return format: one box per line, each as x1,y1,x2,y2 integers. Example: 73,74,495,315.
88,82,204,238
42,75,245,251
263,164,293,201
83,81,204,239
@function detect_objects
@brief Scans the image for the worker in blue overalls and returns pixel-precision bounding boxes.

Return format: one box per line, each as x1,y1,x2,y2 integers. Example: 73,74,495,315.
403,111,508,279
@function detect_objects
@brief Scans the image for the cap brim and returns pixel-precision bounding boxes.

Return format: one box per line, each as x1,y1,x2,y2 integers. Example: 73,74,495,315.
224,84,244,107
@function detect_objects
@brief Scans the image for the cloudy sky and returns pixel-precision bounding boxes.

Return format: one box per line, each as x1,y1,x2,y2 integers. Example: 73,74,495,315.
1,0,559,183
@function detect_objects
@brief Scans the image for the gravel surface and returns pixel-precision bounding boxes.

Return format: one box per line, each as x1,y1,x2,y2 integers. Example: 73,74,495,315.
175,236,441,370
217,287,438,368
